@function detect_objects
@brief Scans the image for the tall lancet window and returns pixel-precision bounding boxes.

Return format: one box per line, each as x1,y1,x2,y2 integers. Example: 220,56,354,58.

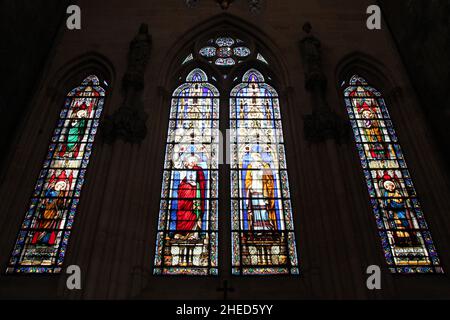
230,69,299,275
343,75,443,273
154,69,219,275
7,75,106,274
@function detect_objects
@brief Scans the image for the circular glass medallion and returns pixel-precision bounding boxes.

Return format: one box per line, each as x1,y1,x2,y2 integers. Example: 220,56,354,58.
215,37,235,47
233,46,251,57
215,58,235,66
217,47,233,58
199,46,216,57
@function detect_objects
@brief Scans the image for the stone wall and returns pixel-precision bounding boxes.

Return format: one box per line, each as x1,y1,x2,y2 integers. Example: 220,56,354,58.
379,0,450,167
0,0,71,169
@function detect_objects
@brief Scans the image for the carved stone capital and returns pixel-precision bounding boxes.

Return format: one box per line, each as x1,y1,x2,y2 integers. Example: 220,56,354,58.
102,106,148,144
304,70,327,92
303,110,349,143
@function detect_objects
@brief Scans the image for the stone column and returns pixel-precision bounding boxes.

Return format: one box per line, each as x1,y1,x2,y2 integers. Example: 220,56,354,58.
59,24,153,299
299,23,368,298
103,23,151,144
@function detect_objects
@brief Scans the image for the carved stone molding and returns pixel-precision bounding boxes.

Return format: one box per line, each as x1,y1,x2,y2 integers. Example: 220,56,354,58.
103,106,148,144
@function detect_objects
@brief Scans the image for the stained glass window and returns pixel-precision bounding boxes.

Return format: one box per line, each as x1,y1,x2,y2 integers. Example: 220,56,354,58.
216,37,235,47
6,75,106,274
216,58,236,66
199,47,216,58
199,36,252,67
256,53,269,65
234,47,251,58
154,68,219,275
182,53,194,65
344,75,443,274
230,69,299,275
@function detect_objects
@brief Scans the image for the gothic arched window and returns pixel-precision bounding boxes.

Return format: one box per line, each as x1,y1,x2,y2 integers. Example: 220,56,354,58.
7,75,106,274
343,75,443,273
153,68,219,275
155,33,299,276
230,69,299,275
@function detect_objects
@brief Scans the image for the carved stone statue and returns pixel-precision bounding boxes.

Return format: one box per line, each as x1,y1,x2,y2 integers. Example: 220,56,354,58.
299,22,327,92
123,23,152,90
300,23,348,143
103,23,151,143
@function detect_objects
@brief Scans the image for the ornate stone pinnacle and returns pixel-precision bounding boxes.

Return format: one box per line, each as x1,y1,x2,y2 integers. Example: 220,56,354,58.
102,24,151,144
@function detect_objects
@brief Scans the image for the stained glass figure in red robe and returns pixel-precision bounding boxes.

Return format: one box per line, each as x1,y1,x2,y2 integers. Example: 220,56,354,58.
31,170,73,246
174,155,206,240
379,171,419,247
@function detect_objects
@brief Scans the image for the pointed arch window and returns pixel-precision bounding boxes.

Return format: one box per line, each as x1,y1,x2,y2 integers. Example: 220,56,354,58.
343,75,443,273
154,69,219,275
230,69,299,275
7,75,106,274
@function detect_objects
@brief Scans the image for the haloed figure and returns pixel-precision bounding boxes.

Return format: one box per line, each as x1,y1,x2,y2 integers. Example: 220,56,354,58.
175,155,206,240
245,153,277,232
58,97,92,159
381,172,419,247
355,93,390,160
31,170,72,246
